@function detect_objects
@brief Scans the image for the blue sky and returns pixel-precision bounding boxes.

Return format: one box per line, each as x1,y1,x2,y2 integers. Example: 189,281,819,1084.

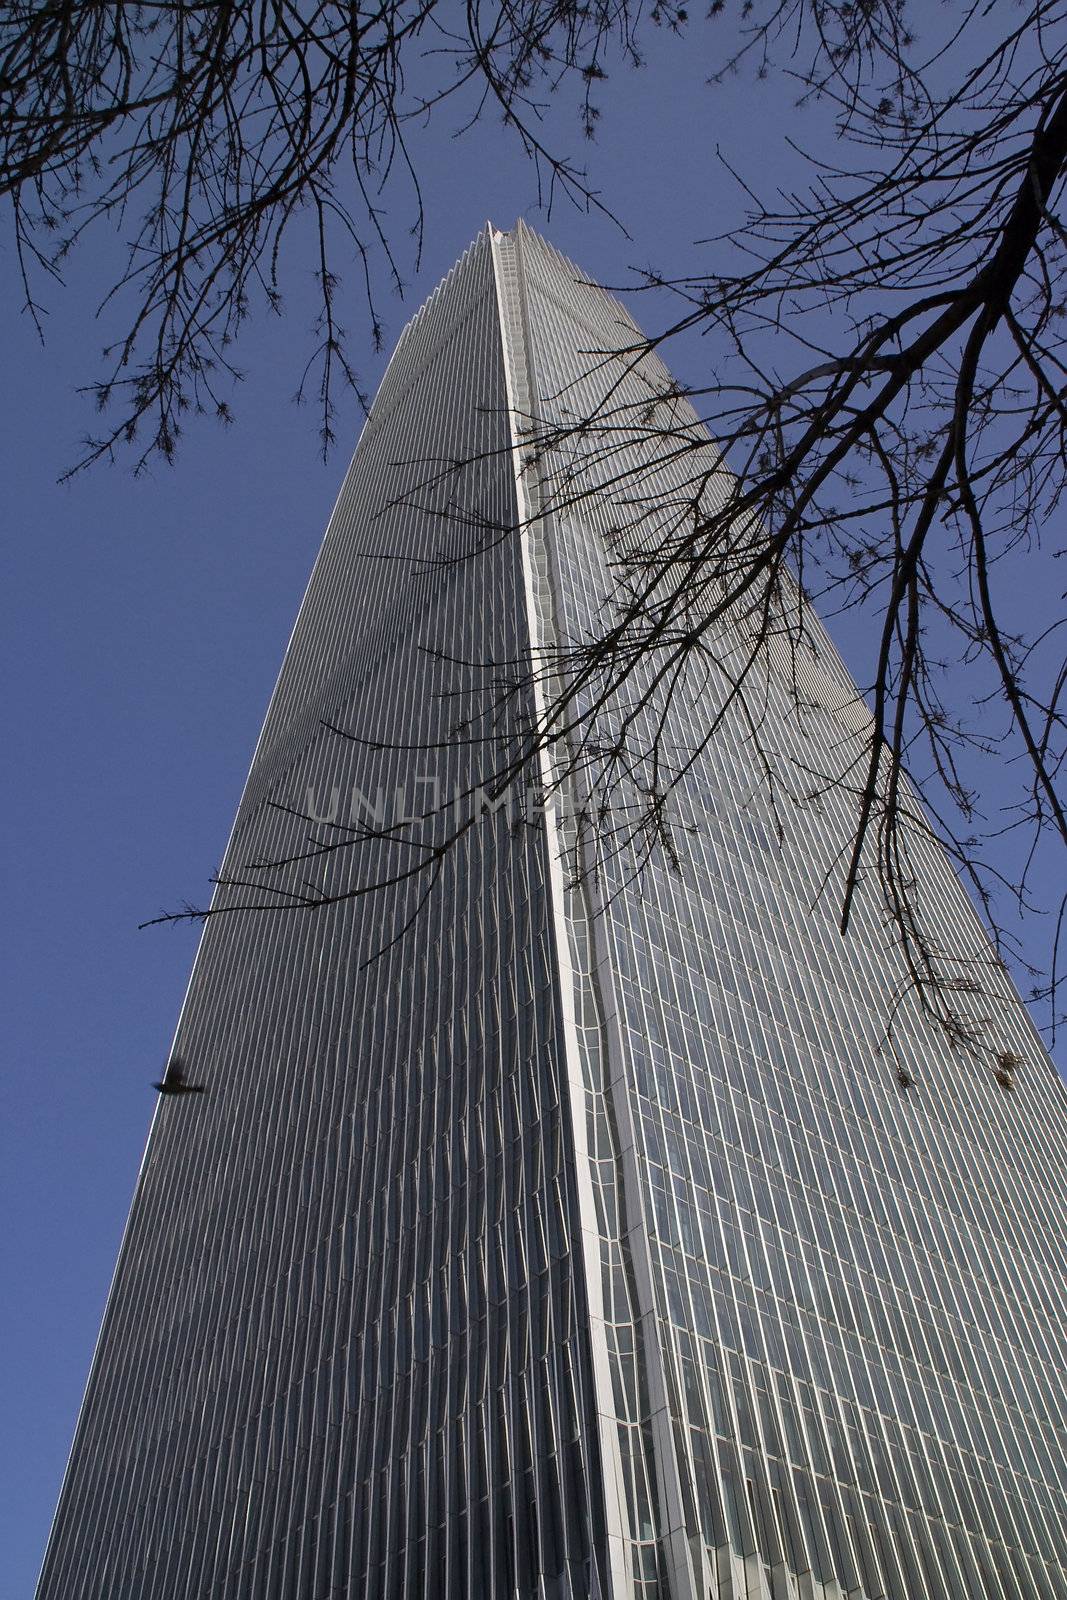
3,16,1062,1594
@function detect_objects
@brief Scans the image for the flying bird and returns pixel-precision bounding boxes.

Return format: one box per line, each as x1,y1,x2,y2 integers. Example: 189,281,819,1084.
153,1057,206,1096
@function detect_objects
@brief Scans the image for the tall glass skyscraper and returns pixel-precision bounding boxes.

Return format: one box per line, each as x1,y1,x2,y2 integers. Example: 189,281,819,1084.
38,224,1067,1600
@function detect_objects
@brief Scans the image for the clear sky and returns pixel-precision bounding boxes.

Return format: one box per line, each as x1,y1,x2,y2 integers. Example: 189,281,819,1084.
3,16,1062,1595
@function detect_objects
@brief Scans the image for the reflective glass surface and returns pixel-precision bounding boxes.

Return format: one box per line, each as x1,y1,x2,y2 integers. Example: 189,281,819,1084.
39,225,1067,1600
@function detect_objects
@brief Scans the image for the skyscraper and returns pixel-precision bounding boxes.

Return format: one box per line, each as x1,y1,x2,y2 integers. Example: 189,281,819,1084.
38,224,1067,1600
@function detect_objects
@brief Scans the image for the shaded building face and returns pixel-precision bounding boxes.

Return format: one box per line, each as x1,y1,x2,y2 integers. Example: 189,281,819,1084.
39,226,1067,1600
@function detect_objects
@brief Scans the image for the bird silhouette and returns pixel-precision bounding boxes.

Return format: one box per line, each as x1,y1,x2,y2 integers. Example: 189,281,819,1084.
153,1057,206,1096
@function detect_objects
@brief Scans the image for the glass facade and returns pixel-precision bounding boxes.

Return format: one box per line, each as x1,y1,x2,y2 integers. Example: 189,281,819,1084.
38,224,1067,1600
